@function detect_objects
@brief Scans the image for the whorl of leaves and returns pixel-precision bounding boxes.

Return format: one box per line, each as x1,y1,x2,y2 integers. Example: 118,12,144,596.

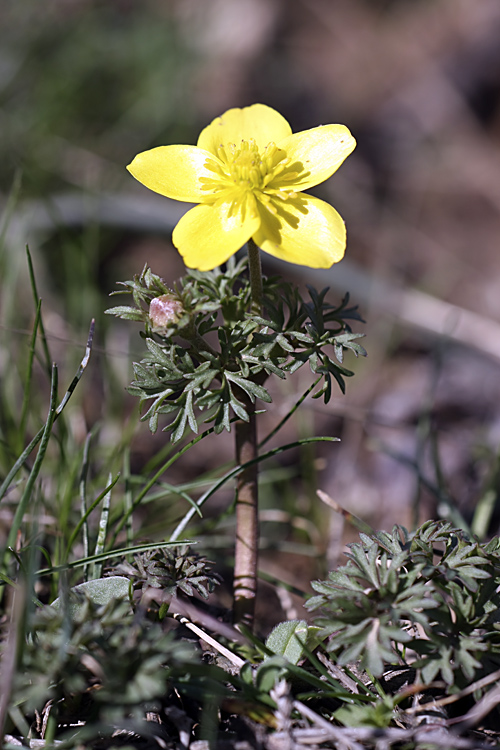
111,545,221,598
306,520,500,684
106,258,365,441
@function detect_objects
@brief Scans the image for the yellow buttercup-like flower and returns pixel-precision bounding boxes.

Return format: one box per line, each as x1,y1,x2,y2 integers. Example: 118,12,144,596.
127,104,356,271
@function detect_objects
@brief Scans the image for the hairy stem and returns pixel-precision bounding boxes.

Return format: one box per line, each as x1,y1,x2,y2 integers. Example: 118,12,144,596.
232,239,262,628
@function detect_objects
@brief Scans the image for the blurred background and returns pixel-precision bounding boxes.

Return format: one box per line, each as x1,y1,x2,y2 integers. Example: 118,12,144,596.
2,0,500,610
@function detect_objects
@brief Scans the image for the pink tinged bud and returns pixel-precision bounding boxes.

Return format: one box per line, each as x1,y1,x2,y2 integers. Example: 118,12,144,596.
149,295,184,329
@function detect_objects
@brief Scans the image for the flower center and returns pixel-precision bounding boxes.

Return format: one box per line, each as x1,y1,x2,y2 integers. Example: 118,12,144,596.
200,139,301,215
228,140,263,189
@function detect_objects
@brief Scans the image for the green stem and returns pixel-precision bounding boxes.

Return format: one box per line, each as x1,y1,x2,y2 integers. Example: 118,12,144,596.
247,237,263,314
232,239,263,628
183,318,219,358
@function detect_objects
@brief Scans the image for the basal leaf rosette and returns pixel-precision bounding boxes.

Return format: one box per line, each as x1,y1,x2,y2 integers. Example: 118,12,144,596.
127,104,356,271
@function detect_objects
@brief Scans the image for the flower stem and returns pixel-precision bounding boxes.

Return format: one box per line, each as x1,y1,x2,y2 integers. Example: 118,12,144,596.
232,239,262,628
233,396,259,628
247,237,263,315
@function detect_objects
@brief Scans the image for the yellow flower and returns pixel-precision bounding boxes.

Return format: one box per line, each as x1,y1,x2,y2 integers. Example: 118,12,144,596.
127,104,356,271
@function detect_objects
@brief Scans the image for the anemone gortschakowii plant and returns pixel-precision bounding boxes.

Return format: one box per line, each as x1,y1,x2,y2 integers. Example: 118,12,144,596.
127,103,356,271
117,104,359,628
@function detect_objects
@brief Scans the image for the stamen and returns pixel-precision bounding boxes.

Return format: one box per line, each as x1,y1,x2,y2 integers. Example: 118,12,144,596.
199,136,303,212
216,145,228,162
249,167,260,184
259,193,278,215
204,158,225,175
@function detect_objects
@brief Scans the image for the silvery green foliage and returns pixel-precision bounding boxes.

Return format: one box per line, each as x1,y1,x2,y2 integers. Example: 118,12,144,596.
307,520,500,684
106,258,365,441
10,596,195,721
50,576,131,618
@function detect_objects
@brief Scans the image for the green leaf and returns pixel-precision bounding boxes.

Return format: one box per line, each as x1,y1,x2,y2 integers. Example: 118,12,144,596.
185,389,198,434
51,576,131,619
105,305,145,321
255,655,289,693
228,386,250,422
266,620,309,665
171,406,189,444
335,697,394,728
224,372,272,403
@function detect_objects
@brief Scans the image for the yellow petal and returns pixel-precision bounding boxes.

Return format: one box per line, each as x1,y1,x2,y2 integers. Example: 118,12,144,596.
173,203,261,271
127,145,218,203
253,194,346,268
197,104,292,156
274,125,356,192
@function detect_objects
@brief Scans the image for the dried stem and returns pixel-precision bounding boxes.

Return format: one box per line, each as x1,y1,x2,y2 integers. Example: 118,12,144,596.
232,239,262,628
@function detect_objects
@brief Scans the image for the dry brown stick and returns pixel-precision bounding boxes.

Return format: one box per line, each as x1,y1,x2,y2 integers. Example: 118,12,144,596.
404,667,500,720
291,698,493,750
317,488,376,535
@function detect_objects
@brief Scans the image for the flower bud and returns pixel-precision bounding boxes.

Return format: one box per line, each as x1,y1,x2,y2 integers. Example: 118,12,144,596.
149,294,184,330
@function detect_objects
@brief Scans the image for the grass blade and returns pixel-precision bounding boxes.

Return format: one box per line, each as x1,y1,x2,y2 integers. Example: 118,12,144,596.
37,539,193,577
90,472,113,579
259,376,322,449
123,448,134,551
170,436,339,542
26,246,52,378
79,432,92,575
0,319,95,504
66,473,121,557
18,299,42,451
109,422,230,546
2,364,58,572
